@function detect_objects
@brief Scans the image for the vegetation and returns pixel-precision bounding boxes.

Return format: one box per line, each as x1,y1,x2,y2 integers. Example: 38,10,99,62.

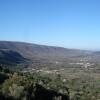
0,66,69,100
0,66,99,100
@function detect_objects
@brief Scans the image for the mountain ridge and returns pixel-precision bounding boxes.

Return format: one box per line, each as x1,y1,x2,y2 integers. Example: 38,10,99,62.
0,41,100,71
0,41,90,59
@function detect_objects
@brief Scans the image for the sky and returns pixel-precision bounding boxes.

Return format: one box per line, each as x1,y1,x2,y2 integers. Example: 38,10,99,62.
0,0,100,50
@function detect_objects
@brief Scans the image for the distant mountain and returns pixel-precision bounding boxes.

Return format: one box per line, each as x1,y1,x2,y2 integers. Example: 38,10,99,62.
0,41,89,60
93,51,100,54
0,41,100,71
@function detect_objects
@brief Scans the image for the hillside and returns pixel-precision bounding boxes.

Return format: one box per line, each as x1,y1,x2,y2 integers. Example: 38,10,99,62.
0,41,89,60
0,49,25,65
0,41,100,73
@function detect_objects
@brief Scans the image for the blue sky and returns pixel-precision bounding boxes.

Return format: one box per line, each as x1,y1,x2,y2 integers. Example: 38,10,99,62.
0,0,100,50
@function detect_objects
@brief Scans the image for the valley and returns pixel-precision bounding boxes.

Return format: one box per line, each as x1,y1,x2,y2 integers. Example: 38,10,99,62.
0,41,100,100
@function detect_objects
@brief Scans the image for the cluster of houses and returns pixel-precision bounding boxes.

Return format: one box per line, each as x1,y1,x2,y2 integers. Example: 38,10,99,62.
22,67,65,74
69,57,95,69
